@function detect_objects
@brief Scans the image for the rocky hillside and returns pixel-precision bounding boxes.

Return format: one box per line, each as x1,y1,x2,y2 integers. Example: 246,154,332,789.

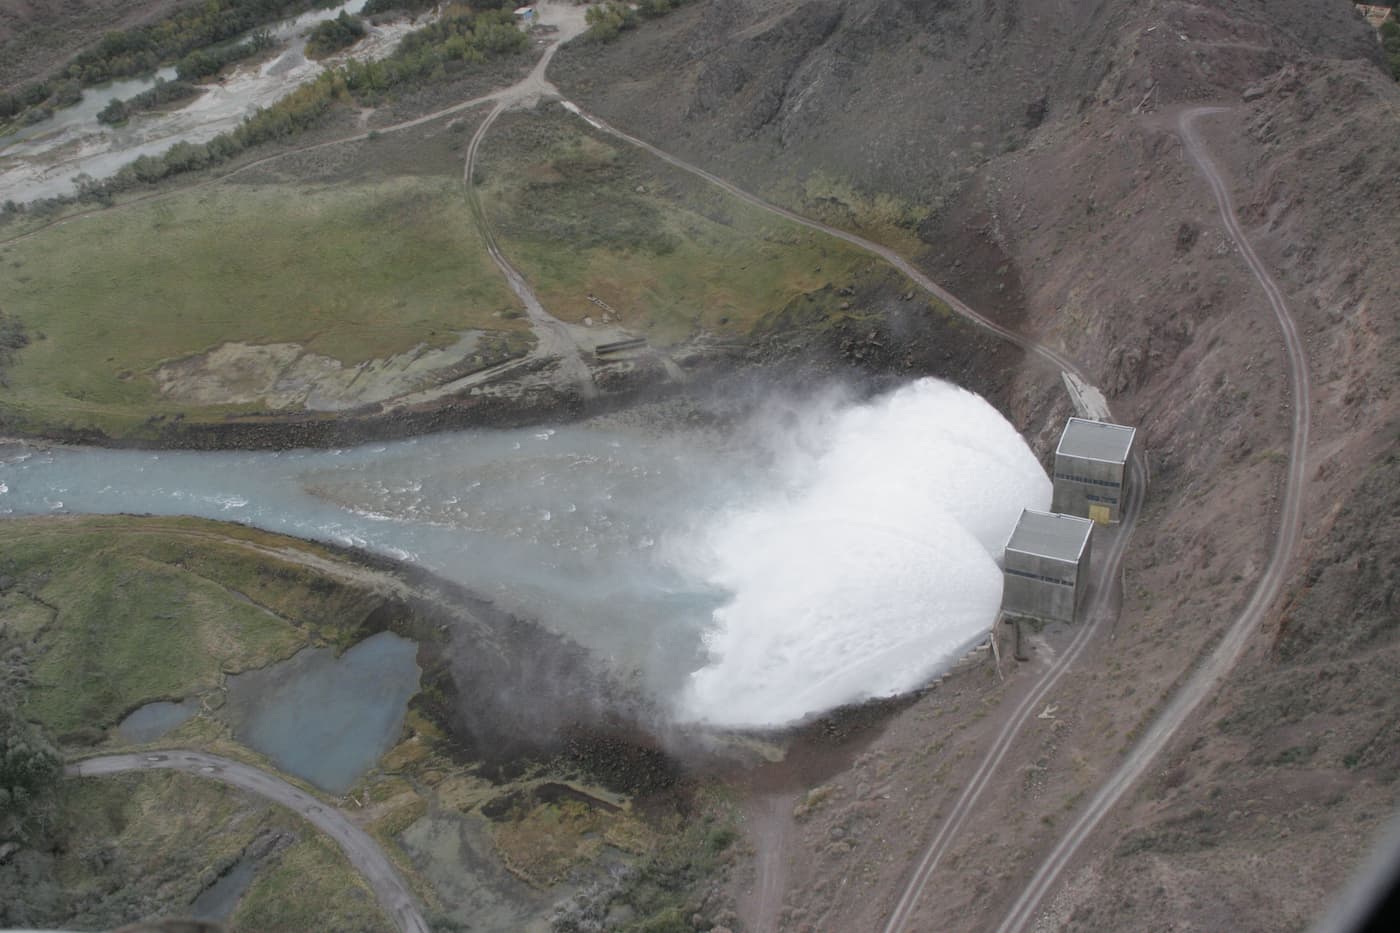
556,1,1400,928
552,0,1381,209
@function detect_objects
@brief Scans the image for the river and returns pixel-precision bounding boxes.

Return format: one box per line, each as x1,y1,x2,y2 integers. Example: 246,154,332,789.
0,1,419,204
0,379,1051,728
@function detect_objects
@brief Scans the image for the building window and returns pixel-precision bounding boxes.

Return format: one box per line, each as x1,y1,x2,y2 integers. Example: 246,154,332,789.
1054,472,1122,489
1005,567,1073,587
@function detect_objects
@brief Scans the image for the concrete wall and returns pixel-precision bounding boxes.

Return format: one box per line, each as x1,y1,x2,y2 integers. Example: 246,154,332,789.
1002,550,1081,624
1074,532,1093,617
1052,453,1128,523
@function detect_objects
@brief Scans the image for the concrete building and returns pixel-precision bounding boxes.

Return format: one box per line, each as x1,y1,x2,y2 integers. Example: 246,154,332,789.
1001,509,1094,625
1052,417,1136,524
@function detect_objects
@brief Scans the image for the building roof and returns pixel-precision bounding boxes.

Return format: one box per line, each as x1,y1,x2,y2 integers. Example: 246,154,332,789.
1056,417,1136,464
1005,509,1093,562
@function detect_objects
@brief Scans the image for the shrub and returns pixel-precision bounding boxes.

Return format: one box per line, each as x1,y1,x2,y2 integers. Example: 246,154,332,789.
585,2,638,41
306,11,368,59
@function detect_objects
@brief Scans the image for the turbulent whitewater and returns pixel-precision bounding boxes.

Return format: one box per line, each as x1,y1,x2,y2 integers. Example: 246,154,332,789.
0,378,1049,728
674,380,1050,726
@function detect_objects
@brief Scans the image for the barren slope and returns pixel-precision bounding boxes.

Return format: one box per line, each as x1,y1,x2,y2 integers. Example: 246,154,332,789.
0,0,191,91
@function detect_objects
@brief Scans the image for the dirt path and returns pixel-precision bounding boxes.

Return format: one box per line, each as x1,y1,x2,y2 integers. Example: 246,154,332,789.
989,105,1312,932
463,96,598,401
557,101,1094,381
879,457,1145,933
742,792,797,929
68,750,429,933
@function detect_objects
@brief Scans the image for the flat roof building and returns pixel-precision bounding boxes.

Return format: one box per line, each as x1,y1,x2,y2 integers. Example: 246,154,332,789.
1052,418,1136,524
1001,509,1094,624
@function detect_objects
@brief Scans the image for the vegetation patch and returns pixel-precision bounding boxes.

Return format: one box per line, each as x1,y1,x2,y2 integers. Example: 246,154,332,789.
0,176,522,436
232,830,386,931
1115,807,1223,857
3,5,529,211
97,79,204,126
306,11,368,60
478,107,877,345
177,29,277,82
550,791,740,933
799,169,931,255
1,773,264,929
0,1,333,127
492,788,656,887
585,0,693,42
0,769,384,931
1383,15,1400,81
0,515,402,736
1,526,310,735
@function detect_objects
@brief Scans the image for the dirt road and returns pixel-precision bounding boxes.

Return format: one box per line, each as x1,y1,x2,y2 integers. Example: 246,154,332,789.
463,96,598,401
69,750,429,933
557,101,1090,381
992,105,1312,932
880,457,1145,932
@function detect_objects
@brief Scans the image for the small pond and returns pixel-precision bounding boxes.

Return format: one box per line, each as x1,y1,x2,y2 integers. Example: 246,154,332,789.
224,631,421,793
117,698,199,743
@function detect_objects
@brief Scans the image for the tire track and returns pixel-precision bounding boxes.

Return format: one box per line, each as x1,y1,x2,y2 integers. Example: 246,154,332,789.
463,98,597,401
994,105,1311,933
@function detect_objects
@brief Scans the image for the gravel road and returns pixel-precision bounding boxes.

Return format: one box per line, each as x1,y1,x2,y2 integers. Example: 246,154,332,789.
993,104,1313,932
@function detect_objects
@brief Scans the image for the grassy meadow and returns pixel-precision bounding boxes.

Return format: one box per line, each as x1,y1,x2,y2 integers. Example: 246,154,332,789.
0,515,383,734
0,174,523,436
477,107,882,346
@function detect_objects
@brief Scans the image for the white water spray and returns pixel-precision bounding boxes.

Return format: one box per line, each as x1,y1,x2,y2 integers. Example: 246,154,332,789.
675,379,1050,728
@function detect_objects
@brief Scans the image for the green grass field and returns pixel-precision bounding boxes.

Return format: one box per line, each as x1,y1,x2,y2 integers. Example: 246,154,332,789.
0,515,385,734
477,107,881,346
0,174,524,436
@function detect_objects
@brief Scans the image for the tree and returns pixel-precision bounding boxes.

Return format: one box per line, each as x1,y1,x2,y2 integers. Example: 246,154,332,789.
0,689,59,842
585,2,637,41
1382,18,1400,80
306,10,368,59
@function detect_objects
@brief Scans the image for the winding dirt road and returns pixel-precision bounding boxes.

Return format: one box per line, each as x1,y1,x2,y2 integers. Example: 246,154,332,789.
992,105,1312,932
463,94,598,401
69,750,429,933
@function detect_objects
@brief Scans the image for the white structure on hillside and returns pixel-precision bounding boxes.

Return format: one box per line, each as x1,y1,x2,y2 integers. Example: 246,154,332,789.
1052,417,1136,524
1001,509,1094,625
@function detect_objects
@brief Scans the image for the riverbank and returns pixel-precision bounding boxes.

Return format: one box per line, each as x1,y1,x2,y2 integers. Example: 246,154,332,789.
0,511,751,930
